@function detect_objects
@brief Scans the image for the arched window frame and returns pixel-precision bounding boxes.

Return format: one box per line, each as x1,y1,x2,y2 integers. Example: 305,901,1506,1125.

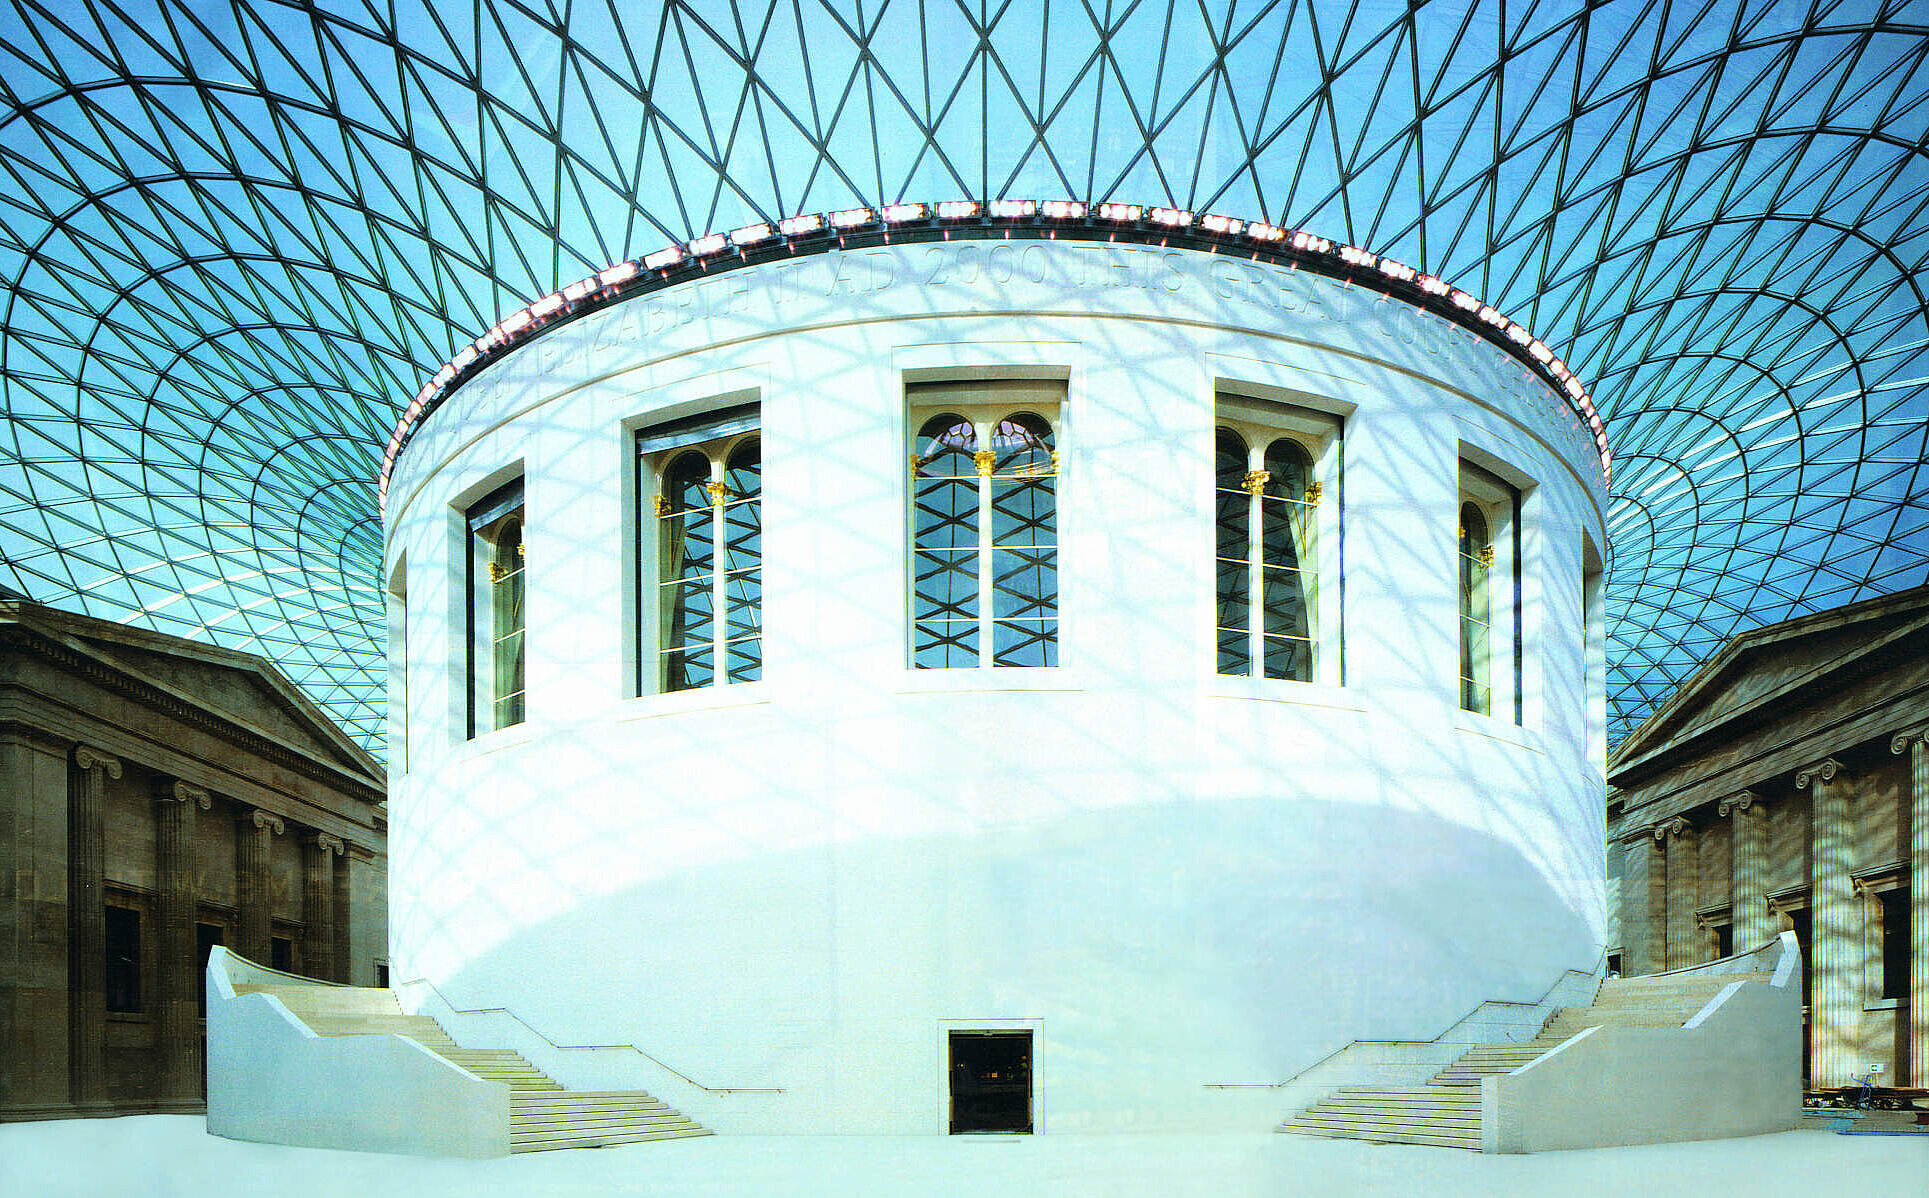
643,429,763,693
465,477,526,738
1212,395,1340,685
1458,460,1522,721
908,380,1064,669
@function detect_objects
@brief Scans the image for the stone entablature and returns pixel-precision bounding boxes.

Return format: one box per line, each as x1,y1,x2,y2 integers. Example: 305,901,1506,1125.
1606,584,1929,1089
0,600,387,1121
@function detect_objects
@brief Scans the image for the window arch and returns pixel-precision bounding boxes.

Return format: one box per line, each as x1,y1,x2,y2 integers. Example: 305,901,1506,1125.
911,396,1060,668
653,437,762,692
1216,426,1319,681
466,478,525,736
1459,501,1492,714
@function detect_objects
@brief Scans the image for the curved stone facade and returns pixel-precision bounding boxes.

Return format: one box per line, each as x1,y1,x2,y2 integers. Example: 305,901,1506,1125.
383,237,1608,1134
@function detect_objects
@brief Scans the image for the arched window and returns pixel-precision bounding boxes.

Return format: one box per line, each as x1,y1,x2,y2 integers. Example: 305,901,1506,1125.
912,414,982,667
655,439,761,692
721,440,763,682
912,406,1059,668
1216,427,1319,681
1214,429,1252,674
466,478,525,736
1459,501,1491,714
1260,438,1316,680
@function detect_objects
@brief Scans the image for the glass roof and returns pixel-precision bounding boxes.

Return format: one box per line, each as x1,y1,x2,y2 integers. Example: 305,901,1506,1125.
1,1,1923,754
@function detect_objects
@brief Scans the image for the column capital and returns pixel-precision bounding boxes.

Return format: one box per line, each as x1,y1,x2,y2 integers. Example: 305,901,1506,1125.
153,779,210,809
1653,815,1694,841
1718,790,1763,817
306,830,345,855
239,806,285,835
72,744,122,777
1794,758,1846,791
1890,724,1929,754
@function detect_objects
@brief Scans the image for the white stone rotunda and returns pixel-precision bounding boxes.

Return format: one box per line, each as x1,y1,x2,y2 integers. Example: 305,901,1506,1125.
221,206,1806,1160
376,206,1611,1138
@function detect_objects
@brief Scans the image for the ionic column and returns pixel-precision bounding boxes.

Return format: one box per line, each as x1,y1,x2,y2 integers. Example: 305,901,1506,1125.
1721,790,1775,951
1621,831,1665,976
1659,817,1699,970
1798,757,1857,1088
67,746,121,1110
301,832,343,982
331,843,352,984
1893,726,1928,1086
233,807,284,966
153,779,209,1109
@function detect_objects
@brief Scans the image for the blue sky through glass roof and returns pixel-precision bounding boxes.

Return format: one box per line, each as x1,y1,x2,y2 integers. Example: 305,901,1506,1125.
0,0,1924,752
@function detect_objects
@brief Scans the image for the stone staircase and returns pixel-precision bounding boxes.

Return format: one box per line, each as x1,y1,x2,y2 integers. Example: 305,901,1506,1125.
1280,971,1766,1150
234,982,711,1152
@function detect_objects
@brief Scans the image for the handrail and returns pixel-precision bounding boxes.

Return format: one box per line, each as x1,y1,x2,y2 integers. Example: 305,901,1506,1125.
399,975,784,1094
214,946,349,988
1203,964,1600,1089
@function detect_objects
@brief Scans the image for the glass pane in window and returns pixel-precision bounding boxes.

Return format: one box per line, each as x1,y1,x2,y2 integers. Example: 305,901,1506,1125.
1459,502,1491,713
991,477,1056,545
913,550,979,620
991,548,1057,619
1215,429,1251,676
723,442,762,683
990,413,1053,477
992,618,1057,667
914,416,980,667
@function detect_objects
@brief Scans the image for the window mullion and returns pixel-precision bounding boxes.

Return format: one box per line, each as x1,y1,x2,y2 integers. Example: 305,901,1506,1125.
710,456,728,686
976,419,995,667
1248,445,1265,675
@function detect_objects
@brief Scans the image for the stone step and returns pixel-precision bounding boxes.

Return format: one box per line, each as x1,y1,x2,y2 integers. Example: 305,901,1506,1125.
514,1102,677,1120
1297,1108,1481,1130
509,1126,712,1153
510,1089,677,1103
513,1103,702,1126
1280,1121,1478,1149
1331,1087,1480,1103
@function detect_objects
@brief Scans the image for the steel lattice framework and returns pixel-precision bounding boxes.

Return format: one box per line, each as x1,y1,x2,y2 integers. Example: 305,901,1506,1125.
1,1,1925,753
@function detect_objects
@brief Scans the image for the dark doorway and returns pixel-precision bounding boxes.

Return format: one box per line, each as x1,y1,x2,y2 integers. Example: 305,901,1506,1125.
195,923,224,1017
1788,908,1811,1085
948,1031,1032,1134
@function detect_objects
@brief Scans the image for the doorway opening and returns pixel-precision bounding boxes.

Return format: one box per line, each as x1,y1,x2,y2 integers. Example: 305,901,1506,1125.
948,1030,1032,1134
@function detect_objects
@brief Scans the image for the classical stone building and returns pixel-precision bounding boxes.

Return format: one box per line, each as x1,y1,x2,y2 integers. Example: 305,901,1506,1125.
0,599,386,1119
1607,585,1926,1088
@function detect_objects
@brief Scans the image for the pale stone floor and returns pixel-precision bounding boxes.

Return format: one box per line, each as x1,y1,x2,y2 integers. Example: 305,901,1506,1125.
1,1116,1922,1198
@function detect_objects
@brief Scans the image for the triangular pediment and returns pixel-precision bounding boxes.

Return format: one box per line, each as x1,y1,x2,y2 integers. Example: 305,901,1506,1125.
0,601,380,783
1612,585,1929,768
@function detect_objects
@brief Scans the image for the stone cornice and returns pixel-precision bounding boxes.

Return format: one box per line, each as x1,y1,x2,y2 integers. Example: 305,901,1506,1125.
0,624,382,803
73,744,122,777
1794,757,1846,791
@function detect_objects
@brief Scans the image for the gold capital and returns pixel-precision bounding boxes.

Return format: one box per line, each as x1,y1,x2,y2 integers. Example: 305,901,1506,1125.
1240,469,1270,496
973,448,996,477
